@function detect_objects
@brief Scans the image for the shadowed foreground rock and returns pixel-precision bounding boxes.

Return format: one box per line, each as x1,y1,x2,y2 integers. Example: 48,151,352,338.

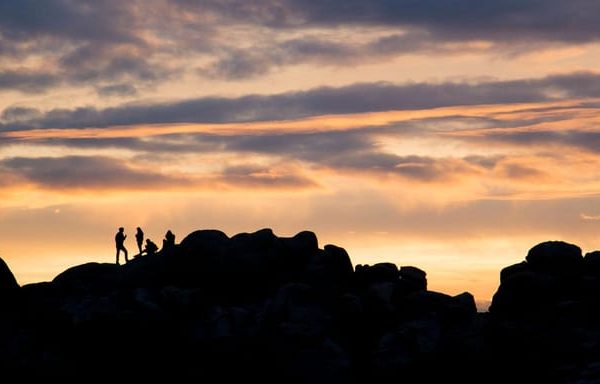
1,231,600,382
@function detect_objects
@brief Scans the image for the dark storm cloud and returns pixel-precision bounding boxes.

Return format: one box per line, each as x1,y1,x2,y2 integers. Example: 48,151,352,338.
3,72,600,130
0,156,188,190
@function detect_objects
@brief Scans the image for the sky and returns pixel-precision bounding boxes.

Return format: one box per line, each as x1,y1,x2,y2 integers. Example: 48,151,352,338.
2,0,600,309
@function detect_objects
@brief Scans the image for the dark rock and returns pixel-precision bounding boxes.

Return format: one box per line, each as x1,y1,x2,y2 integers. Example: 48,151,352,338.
452,292,477,316
52,262,120,294
398,266,427,293
7,229,600,383
489,270,559,316
526,241,583,274
0,257,18,291
179,229,230,256
399,291,476,321
279,231,320,271
323,244,353,286
370,318,446,381
499,261,529,284
584,251,600,272
355,262,399,286
0,257,19,303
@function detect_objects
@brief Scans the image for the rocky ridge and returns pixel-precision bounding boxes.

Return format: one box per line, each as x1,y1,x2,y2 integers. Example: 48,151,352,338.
0,229,599,383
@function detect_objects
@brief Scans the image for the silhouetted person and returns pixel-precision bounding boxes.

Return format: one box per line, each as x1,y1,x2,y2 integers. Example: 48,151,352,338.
163,230,175,250
142,239,158,256
135,227,144,255
115,227,128,265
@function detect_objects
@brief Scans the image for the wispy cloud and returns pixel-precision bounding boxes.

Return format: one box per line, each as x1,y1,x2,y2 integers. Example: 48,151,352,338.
581,213,600,221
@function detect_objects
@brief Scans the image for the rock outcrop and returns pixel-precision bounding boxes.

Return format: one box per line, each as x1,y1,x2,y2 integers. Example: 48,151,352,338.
2,231,600,382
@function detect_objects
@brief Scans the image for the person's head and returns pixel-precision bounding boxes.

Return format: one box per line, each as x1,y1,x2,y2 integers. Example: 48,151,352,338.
119,227,124,232
137,227,141,231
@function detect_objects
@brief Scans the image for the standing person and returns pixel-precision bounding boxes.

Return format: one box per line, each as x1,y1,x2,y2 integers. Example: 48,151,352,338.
135,227,144,256
115,227,128,265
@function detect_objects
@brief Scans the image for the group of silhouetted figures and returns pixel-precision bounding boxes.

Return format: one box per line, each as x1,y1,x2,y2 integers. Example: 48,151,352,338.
115,227,176,265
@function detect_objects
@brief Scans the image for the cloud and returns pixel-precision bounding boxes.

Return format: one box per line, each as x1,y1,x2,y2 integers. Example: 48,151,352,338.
5,72,600,131
0,154,321,192
581,213,600,221
499,163,546,180
1,106,43,122
0,70,60,92
0,156,188,190
200,131,476,183
191,0,600,44
463,129,600,155
1,1,599,93
0,45,170,95
200,31,455,80
0,1,174,94
96,84,138,97
219,164,318,188
0,0,138,44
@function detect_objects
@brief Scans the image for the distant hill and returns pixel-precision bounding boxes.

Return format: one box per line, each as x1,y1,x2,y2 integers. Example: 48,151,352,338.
1,228,599,382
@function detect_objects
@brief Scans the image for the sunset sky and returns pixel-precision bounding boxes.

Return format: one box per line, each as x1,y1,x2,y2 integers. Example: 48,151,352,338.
2,1,600,308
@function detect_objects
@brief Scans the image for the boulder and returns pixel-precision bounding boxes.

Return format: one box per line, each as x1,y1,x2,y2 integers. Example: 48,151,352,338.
355,263,399,286
584,251,600,273
280,231,319,267
323,244,354,285
52,262,120,294
489,270,559,317
398,266,427,293
0,257,19,299
179,229,230,257
399,291,476,321
499,261,529,284
526,241,582,274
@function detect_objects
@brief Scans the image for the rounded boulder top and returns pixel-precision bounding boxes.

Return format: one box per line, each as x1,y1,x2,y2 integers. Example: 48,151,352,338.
525,240,583,273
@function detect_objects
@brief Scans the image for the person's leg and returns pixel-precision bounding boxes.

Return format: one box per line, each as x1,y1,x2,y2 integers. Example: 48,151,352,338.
124,247,129,263
116,247,120,265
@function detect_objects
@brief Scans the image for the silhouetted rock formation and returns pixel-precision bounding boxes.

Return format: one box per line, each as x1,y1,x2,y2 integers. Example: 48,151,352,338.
2,231,600,382
490,240,600,383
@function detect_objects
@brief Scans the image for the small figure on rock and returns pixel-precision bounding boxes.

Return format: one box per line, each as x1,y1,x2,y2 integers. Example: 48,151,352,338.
163,230,176,250
143,239,159,256
115,227,128,265
135,227,144,256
